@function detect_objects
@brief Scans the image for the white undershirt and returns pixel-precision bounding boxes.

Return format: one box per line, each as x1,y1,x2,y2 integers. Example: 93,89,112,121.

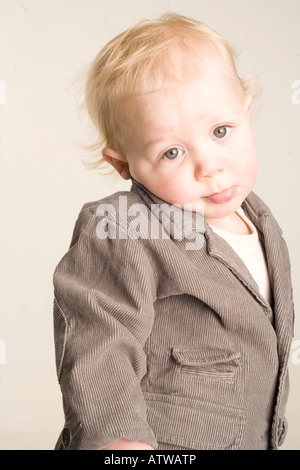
209,208,272,305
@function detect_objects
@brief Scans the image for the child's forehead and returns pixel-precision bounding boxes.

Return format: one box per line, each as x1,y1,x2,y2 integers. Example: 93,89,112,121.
125,51,239,106
122,71,243,138
123,42,238,100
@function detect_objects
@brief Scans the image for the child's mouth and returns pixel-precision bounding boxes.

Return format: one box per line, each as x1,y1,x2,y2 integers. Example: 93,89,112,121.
203,186,237,204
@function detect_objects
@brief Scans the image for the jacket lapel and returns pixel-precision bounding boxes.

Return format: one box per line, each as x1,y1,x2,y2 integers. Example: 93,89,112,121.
204,222,273,312
243,194,294,357
254,215,294,357
131,180,293,351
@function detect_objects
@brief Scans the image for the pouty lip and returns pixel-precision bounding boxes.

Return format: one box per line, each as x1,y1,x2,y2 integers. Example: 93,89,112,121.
203,185,237,204
206,186,235,198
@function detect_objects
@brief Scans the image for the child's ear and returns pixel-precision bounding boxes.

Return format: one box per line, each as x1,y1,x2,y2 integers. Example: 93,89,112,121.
243,94,253,113
102,147,131,180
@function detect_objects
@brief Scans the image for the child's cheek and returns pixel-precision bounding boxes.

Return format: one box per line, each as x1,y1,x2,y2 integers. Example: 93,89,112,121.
248,150,258,187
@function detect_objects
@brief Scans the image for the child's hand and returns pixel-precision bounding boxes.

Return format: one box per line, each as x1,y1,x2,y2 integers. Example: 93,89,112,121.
103,438,154,450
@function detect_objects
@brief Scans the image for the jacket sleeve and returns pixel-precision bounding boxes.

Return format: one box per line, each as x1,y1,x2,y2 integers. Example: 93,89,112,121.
53,205,158,450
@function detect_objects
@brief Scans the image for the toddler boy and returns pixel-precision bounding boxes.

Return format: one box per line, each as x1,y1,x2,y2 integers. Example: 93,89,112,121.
53,13,294,450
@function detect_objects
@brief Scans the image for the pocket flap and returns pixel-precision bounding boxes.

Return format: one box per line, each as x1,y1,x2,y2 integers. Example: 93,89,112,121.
171,348,241,367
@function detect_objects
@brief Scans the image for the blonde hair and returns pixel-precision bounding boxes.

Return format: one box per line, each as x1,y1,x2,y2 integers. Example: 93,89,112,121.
83,13,256,173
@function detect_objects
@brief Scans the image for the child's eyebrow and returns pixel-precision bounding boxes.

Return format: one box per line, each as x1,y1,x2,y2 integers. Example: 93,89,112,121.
143,137,169,151
143,111,241,150
194,109,241,122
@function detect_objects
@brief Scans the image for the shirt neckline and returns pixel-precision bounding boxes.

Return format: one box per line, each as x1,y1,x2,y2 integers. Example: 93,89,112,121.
209,208,259,246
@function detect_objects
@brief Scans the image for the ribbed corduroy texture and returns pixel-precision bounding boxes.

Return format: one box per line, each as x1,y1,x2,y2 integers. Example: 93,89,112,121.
53,179,294,450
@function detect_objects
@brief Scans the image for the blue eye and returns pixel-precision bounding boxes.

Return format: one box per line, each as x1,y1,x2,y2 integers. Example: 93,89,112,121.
163,148,184,160
213,126,230,139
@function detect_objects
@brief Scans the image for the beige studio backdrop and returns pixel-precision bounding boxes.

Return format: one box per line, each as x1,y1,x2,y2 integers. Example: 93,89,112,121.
0,0,299,450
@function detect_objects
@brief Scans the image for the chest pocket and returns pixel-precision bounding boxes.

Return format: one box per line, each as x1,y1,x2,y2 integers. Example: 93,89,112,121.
171,348,241,383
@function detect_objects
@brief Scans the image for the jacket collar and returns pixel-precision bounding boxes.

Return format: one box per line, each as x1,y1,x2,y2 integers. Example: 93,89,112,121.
130,178,293,347
130,178,276,313
130,178,206,239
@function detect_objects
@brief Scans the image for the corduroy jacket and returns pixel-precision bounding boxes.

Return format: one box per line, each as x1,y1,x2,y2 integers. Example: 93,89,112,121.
53,179,294,450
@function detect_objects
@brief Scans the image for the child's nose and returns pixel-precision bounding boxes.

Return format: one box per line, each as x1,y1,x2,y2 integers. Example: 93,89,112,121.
194,153,223,182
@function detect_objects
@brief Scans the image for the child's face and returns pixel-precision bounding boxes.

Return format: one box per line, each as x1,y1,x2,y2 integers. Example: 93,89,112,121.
105,58,257,225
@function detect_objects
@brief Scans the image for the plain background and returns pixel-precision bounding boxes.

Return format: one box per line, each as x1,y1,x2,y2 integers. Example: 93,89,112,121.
0,0,299,450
